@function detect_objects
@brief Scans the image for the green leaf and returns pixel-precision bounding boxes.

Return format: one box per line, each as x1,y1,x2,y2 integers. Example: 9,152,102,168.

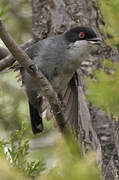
0,0,11,21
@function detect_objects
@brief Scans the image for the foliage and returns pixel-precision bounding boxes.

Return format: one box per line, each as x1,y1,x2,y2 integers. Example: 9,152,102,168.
86,60,119,116
86,1,119,116
0,159,28,180
0,0,32,44
0,130,101,180
99,0,119,46
0,122,45,179
0,72,30,133
40,139,101,180
0,0,11,21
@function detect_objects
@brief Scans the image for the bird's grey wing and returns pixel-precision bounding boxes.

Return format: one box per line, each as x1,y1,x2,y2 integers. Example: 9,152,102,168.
44,73,79,132
59,73,80,132
10,40,44,70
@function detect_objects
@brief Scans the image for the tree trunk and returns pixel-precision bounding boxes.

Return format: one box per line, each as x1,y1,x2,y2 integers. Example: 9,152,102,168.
30,0,119,179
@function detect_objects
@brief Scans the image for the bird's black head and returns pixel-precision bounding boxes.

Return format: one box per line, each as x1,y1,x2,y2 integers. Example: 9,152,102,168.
64,26,100,43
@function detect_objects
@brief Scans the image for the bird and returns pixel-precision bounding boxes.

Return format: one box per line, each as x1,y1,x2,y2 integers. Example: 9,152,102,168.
17,26,101,134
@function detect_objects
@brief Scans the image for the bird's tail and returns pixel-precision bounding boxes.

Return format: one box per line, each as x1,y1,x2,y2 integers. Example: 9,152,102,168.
29,102,43,134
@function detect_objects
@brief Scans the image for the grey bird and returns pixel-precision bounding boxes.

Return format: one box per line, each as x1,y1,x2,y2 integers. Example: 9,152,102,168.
18,26,101,134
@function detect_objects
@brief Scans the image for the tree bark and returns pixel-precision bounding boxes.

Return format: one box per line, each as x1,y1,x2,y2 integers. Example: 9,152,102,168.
31,0,119,180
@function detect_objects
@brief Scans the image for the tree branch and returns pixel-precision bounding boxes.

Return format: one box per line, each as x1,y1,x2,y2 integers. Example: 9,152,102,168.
0,46,10,59
0,54,14,71
0,19,72,137
0,39,35,71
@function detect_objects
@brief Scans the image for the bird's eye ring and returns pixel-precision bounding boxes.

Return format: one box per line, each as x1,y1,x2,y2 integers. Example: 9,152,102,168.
79,32,85,39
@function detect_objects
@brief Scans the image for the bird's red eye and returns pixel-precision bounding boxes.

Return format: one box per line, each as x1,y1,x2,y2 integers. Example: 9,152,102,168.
79,32,85,39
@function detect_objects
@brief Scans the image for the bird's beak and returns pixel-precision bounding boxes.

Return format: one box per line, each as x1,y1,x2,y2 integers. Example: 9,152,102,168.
87,37,102,45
